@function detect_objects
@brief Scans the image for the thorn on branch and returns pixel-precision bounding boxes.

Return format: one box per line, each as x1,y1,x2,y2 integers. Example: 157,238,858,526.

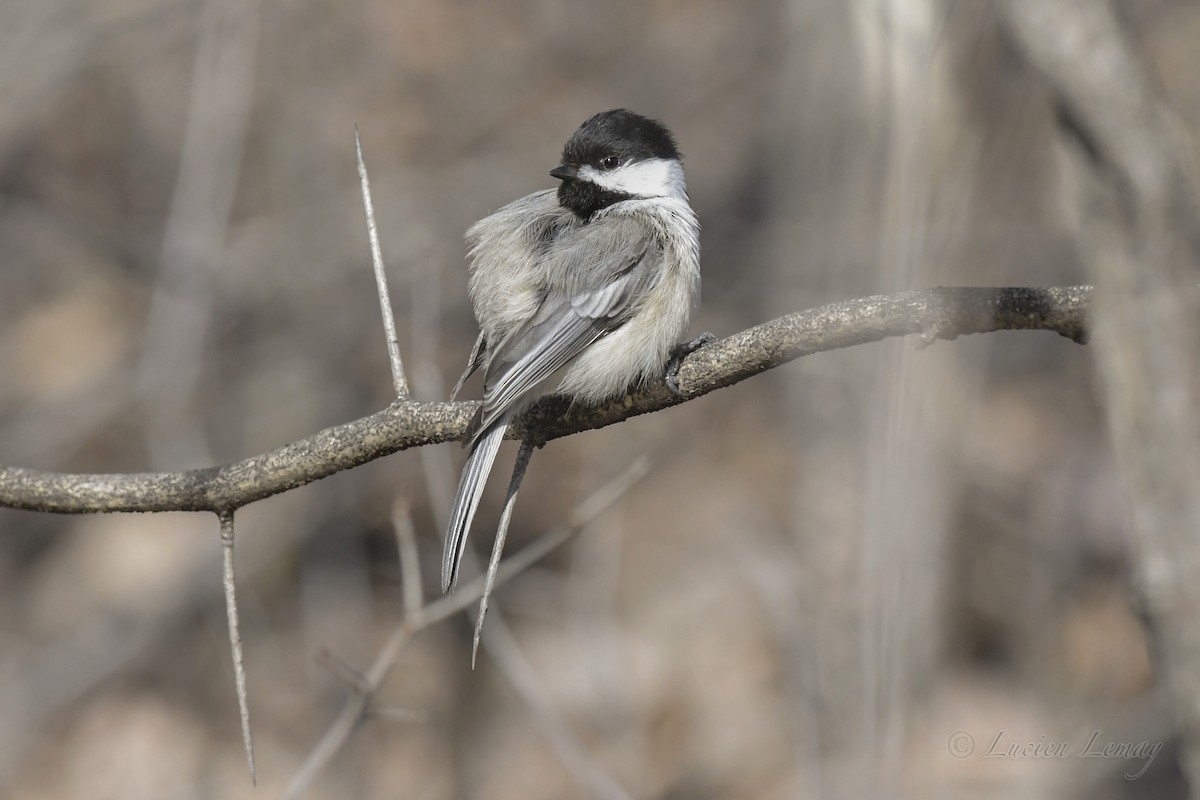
219,509,256,785
356,124,411,399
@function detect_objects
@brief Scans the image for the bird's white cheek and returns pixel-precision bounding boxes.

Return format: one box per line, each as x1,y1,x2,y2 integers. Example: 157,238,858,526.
578,159,687,201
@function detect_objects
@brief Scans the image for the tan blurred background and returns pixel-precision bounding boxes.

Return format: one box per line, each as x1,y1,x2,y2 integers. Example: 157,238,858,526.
1,0,1197,797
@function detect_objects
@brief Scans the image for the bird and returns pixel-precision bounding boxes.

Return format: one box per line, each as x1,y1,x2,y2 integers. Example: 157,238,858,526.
442,108,704,594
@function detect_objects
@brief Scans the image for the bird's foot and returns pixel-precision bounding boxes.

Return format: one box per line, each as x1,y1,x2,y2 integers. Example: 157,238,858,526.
664,332,717,396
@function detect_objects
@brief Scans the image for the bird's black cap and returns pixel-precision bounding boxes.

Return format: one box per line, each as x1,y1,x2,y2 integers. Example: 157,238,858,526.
559,109,681,168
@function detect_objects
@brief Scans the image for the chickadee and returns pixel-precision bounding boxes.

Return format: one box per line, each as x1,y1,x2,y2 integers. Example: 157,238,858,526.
442,109,702,592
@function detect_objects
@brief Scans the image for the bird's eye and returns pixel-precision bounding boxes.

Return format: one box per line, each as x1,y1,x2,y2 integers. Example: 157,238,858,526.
601,155,620,170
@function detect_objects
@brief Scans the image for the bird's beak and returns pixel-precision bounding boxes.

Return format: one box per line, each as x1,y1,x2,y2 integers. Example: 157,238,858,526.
550,164,577,181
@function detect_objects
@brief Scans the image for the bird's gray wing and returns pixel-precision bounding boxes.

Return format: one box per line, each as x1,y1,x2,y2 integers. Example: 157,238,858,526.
463,215,661,446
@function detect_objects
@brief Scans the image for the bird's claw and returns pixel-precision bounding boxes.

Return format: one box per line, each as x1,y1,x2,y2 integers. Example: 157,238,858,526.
664,332,717,397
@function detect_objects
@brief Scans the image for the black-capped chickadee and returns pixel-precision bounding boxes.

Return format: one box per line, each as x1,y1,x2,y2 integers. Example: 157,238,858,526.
442,109,703,593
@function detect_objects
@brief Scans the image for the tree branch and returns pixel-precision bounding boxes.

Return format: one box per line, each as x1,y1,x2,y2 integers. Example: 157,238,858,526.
0,286,1090,516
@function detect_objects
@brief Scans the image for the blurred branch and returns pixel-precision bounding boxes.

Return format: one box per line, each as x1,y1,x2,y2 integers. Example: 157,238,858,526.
998,0,1200,787
284,457,649,799
134,0,260,468
391,498,423,617
0,285,1090,515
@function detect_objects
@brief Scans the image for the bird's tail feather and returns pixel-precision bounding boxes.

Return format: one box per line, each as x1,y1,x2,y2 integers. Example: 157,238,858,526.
442,419,508,592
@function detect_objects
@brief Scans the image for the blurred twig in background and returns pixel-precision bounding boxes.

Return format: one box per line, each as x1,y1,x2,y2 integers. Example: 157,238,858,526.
286,456,650,798
1000,0,1200,787
135,0,260,469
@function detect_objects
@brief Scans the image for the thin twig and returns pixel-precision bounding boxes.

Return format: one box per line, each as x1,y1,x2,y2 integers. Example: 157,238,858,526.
355,125,410,399
284,457,649,798
219,510,256,784
473,438,535,667
0,286,1092,515
391,497,423,617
